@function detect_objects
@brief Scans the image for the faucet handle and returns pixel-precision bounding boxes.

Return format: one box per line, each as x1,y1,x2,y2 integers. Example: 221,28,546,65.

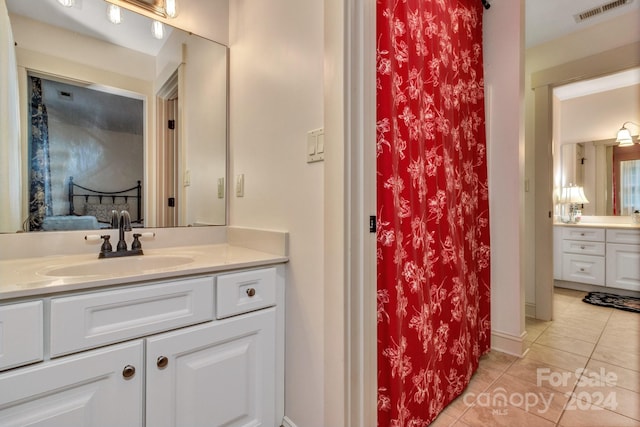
132,233,142,250
100,235,112,253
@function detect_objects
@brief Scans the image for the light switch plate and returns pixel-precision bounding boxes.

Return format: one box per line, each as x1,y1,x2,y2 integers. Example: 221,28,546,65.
235,174,244,197
307,128,324,163
217,178,225,198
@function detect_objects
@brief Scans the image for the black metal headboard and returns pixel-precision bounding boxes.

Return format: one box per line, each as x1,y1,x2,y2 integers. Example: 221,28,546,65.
68,176,142,224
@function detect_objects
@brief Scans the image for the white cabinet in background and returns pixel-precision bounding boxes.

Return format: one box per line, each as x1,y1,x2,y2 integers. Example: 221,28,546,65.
555,225,640,292
558,226,605,286
606,229,640,291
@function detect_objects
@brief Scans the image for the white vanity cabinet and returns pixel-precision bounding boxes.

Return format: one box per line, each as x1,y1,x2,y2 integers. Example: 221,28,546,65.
554,224,640,292
0,340,144,427
0,265,285,427
606,229,640,291
558,227,606,285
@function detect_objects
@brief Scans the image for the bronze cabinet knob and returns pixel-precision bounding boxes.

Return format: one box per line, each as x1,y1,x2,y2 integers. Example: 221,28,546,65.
122,365,136,379
246,288,256,297
157,356,169,369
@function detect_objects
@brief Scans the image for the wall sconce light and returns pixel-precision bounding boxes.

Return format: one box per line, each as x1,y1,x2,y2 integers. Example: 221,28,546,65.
107,4,122,24
151,20,164,39
57,0,75,7
165,0,177,18
120,0,178,19
616,121,639,147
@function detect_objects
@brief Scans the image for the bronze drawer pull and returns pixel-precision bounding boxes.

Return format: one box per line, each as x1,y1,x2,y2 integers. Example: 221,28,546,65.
246,288,256,297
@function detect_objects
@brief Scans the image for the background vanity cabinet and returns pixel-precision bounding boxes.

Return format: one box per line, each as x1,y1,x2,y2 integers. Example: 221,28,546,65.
0,265,284,427
554,225,640,292
558,227,606,285
606,229,640,291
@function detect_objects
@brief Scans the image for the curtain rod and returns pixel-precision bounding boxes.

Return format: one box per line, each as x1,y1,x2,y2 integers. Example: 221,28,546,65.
481,0,490,10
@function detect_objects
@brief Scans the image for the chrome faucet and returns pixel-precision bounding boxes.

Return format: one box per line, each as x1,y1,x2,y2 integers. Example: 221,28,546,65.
117,210,132,251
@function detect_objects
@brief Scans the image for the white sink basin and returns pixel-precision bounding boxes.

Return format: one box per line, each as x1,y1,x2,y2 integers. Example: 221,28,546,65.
42,255,194,277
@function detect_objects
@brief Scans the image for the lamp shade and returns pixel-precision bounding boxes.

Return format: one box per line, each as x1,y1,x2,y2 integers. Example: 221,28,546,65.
616,127,634,147
561,186,589,204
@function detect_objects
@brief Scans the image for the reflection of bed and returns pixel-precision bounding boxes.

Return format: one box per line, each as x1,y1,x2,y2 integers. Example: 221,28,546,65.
40,177,143,231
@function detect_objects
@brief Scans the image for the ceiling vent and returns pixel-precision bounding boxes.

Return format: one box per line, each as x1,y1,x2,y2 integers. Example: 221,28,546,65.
574,0,633,23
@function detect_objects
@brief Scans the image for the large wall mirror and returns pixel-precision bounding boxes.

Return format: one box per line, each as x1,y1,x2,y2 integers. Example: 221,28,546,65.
553,67,640,219
558,141,640,216
3,0,228,233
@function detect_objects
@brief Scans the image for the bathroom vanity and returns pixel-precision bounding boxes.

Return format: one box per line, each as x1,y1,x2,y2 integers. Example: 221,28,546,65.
553,222,640,293
0,228,287,427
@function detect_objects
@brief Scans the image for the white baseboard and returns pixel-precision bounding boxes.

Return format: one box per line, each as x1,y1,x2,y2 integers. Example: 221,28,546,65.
281,416,298,427
525,302,536,318
491,329,528,357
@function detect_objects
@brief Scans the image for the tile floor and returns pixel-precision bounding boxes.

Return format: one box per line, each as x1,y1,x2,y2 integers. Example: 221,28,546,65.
430,287,640,426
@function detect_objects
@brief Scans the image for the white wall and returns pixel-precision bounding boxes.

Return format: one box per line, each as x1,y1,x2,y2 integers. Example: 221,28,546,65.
524,9,640,315
483,0,527,355
228,1,325,426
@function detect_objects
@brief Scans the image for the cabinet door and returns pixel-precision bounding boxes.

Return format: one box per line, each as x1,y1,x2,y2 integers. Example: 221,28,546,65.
0,341,143,427
146,308,276,427
606,243,640,291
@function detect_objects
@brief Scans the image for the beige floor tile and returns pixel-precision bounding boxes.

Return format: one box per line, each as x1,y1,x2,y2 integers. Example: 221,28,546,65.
544,321,603,343
525,343,589,373
572,385,640,421
428,411,458,426
535,330,596,357
465,366,501,393
558,401,640,426
608,310,640,328
478,350,517,373
491,372,570,423
598,329,640,353
592,343,640,372
440,392,474,419
460,404,555,427
506,357,578,394
582,359,640,393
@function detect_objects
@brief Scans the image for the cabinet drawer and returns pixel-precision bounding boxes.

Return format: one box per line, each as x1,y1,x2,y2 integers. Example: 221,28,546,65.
561,227,605,242
562,240,605,256
606,228,640,244
216,268,277,319
50,276,214,357
0,301,43,371
562,253,605,286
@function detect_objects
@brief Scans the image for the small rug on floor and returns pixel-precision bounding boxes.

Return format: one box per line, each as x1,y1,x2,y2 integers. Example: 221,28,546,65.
582,292,640,313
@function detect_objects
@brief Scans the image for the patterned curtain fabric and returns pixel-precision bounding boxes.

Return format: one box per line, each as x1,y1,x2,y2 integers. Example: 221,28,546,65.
376,0,491,425
28,76,53,231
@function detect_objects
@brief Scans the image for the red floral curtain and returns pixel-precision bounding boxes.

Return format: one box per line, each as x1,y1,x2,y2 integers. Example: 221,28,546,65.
376,0,491,425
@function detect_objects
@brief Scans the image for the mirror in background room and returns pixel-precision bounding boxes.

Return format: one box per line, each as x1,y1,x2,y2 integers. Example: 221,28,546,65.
553,67,640,218
3,0,228,232
558,141,640,217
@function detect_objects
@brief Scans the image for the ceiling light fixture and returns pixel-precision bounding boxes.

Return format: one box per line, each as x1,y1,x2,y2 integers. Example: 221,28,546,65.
107,4,122,24
57,0,75,7
151,21,164,39
616,121,639,147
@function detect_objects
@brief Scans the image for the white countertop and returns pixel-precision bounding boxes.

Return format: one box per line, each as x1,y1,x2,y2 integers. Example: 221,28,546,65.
553,222,640,229
0,243,288,301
